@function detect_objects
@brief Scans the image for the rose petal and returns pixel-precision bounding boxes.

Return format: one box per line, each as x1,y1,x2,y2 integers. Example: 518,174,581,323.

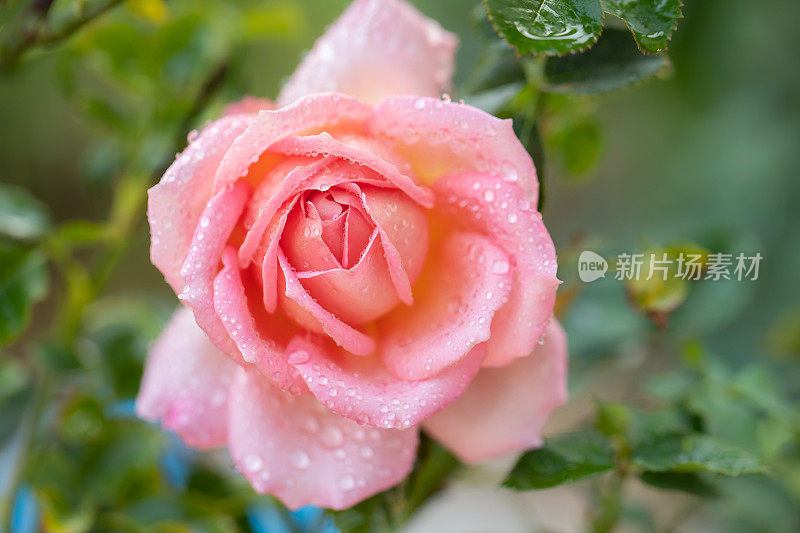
287,335,486,429
277,0,456,106
423,320,568,463
135,307,236,449
281,199,342,272
271,132,434,207
214,94,374,193
149,114,254,292
228,366,418,510
213,248,305,392
239,156,336,267
357,185,429,302
368,97,538,202
432,172,559,367
378,232,512,381
296,230,399,324
222,96,275,117
179,181,250,361
278,249,376,355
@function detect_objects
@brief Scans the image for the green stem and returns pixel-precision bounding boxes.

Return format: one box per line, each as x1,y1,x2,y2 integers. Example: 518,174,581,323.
592,468,626,533
0,0,125,73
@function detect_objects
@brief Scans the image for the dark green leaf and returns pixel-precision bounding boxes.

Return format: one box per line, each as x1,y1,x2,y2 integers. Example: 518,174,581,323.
0,242,48,345
543,28,670,94
0,183,51,241
484,0,603,56
639,471,718,497
632,433,767,476
512,113,546,210
504,430,616,490
602,0,683,54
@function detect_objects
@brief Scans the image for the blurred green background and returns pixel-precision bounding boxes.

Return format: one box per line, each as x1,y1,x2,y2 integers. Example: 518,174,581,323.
1,0,799,531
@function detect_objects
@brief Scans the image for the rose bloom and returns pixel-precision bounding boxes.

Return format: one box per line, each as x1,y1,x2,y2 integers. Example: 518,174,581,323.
136,0,567,510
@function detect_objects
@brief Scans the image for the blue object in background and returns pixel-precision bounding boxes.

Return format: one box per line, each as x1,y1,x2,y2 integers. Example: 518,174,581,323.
248,503,339,533
11,486,38,533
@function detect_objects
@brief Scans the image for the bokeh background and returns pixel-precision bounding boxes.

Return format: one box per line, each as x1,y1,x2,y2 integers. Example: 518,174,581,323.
1,0,799,531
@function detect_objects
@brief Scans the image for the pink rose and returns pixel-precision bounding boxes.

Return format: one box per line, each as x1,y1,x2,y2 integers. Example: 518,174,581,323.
136,0,567,510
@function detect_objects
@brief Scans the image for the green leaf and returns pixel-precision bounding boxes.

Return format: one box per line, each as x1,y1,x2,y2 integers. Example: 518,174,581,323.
632,433,768,476
512,113,547,210
503,430,616,490
639,471,718,497
0,242,48,345
0,183,51,241
542,28,671,94
602,0,683,53
484,0,604,56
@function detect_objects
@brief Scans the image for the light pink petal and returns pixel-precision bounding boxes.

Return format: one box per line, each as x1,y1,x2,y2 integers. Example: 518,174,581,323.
178,181,250,361
258,196,299,314
213,248,305,393
357,185,429,302
287,335,486,429
378,232,512,381
228,366,418,510
320,211,346,262
423,320,568,463
296,231,400,325
214,94,374,192
222,96,274,117
368,97,538,202
280,200,341,272
432,172,559,367
240,156,335,266
149,114,254,292
278,249,376,355
277,0,456,106
271,132,434,207
342,206,374,268
135,307,236,449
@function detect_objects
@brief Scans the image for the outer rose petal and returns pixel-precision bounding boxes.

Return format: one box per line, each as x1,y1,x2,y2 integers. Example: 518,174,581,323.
432,172,559,367
222,96,274,117
423,320,568,464
228,366,418,510
287,335,486,429
213,94,373,193
368,97,538,202
179,182,250,361
135,307,236,449
149,114,254,292
378,232,512,381
214,248,305,392
277,0,456,106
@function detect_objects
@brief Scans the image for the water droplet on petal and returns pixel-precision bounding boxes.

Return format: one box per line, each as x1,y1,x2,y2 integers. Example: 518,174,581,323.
287,350,310,365
492,260,510,275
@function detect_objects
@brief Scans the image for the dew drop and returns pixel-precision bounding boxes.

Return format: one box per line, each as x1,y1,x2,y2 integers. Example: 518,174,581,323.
492,260,510,275
338,475,356,491
287,350,310,365
290,450,311,469
321,426,344,448
244,454,263,472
